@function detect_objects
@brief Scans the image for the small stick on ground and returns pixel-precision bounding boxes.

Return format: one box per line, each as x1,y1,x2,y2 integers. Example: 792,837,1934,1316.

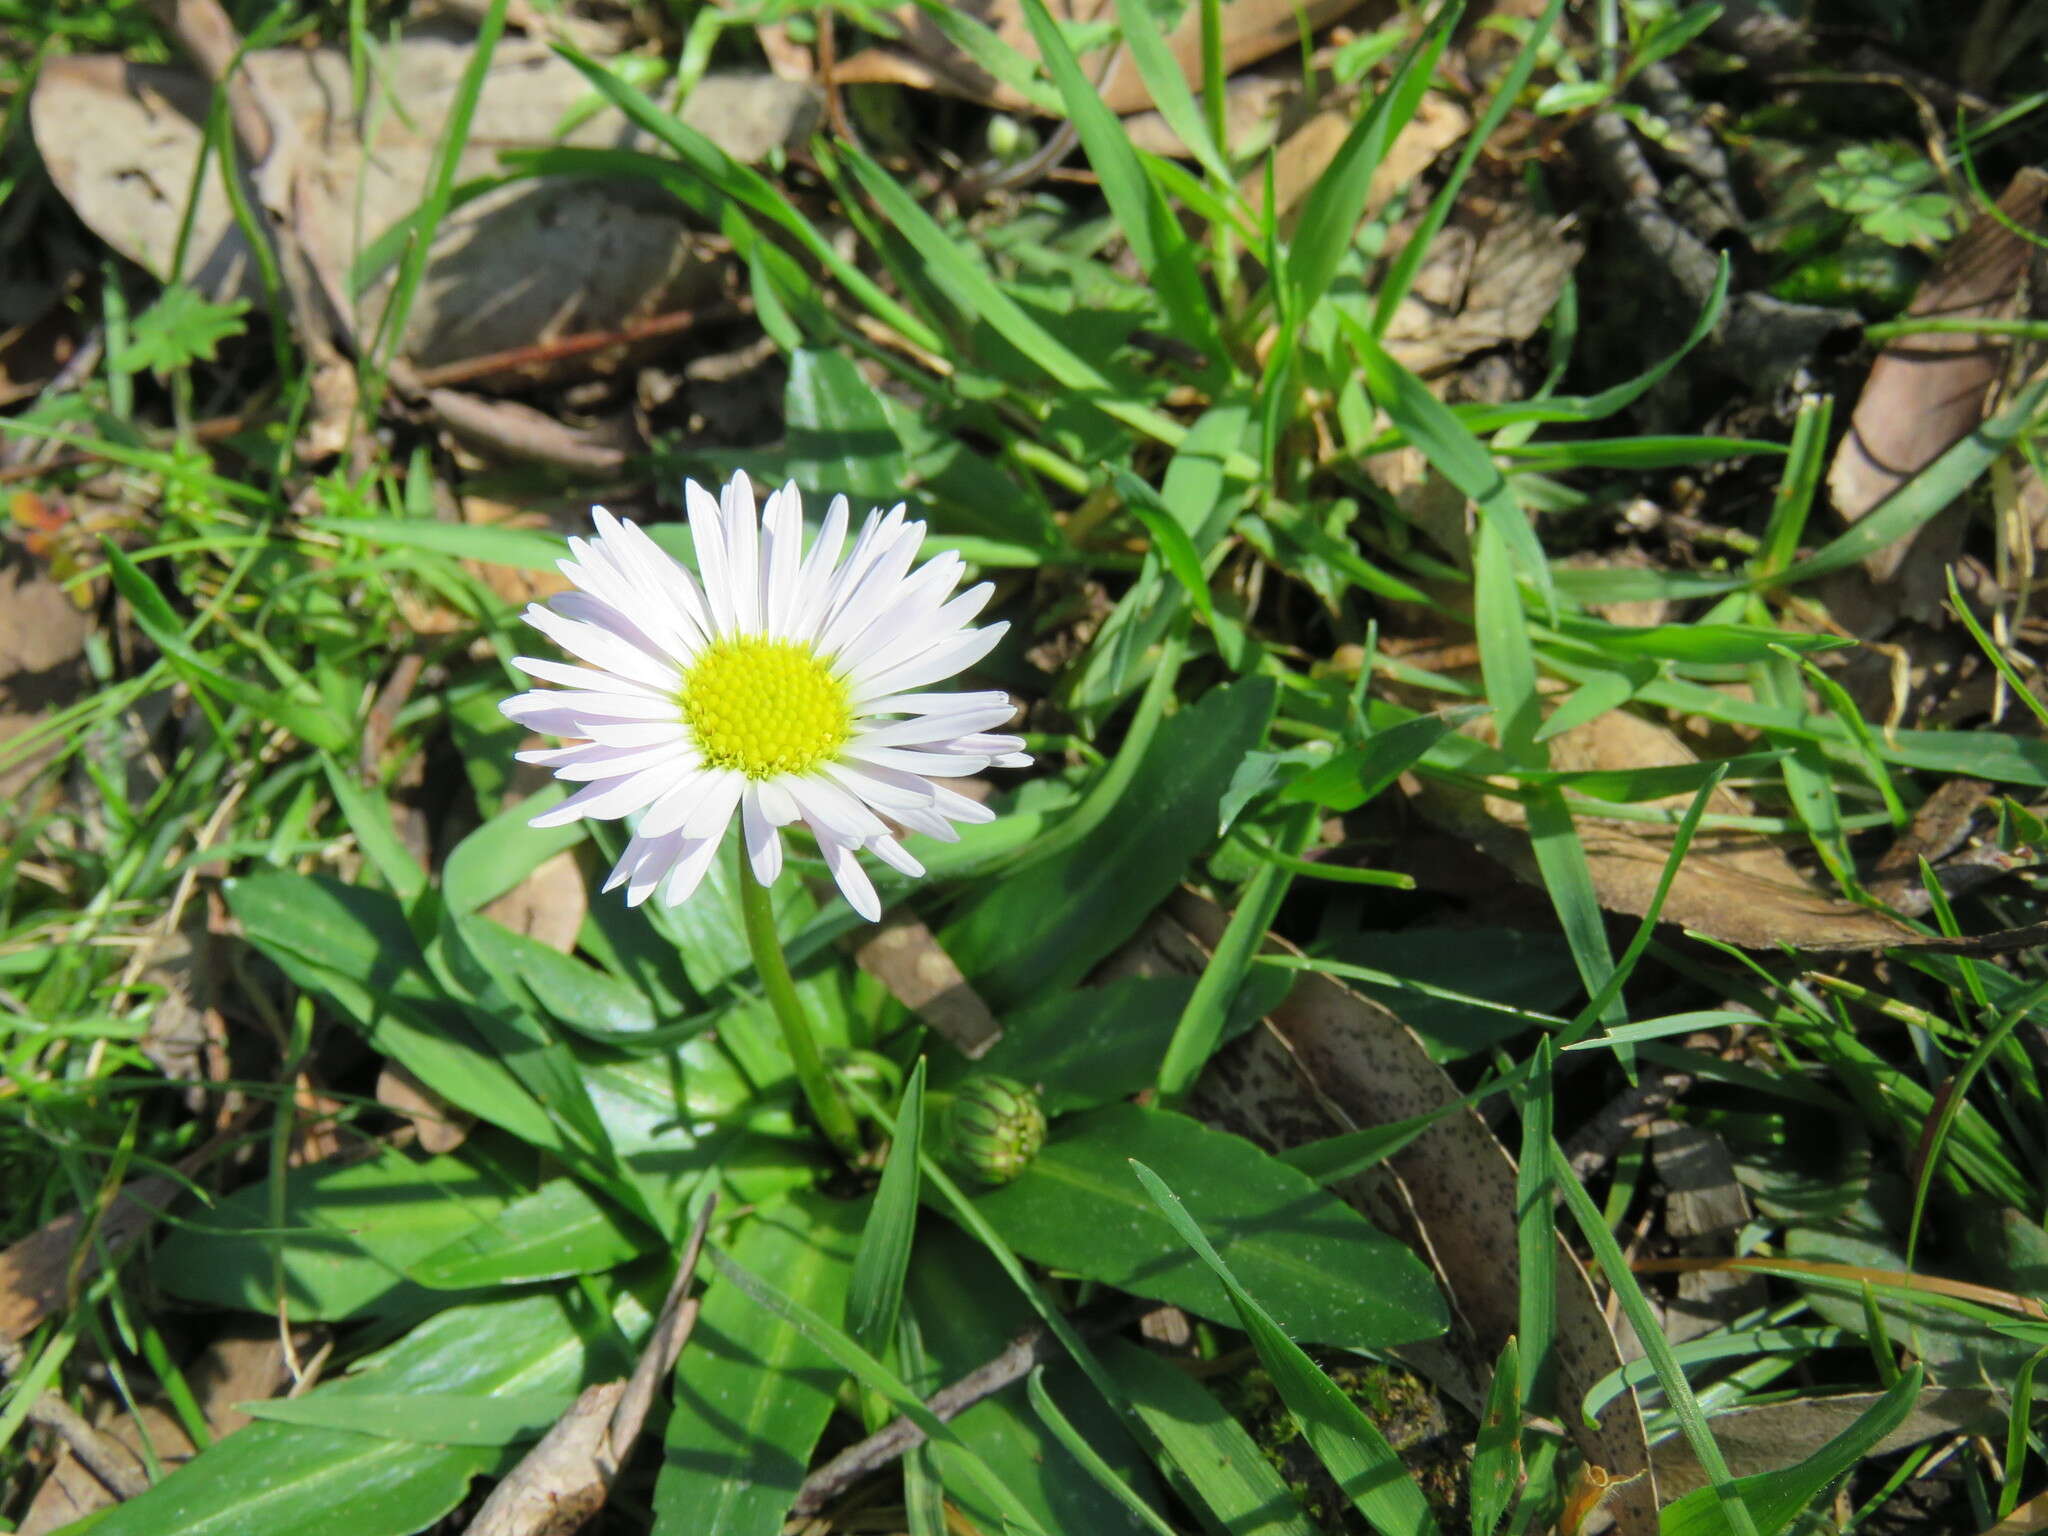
462,1197,718,1536
26,1394,149,1501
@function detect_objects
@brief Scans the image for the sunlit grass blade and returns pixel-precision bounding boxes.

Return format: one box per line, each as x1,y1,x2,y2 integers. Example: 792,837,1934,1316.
320,756,427,902
1112,0,1235,188
1019,0,1222,362
847,1059,926,1358
1109,1339,1323,1536
1547,1140,1758,1536
1282,0,1461,316
554,42,942,357
1130,1160,1442,1536
1371,0,1563,336
1765,365,2048,586
1513,1042,1558,1418
1156,853,1290,1099
1346,313,1553,604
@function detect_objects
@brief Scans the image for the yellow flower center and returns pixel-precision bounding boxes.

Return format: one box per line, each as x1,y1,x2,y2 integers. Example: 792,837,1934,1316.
680,636,852,780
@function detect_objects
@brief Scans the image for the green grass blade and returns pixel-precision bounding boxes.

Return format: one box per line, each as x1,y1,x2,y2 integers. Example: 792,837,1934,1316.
1372,0,1564,336
1018,0,1221,361
1156,853,1290,1098
1547,1141,1758,1536
1131,1160,1442,1536
1470,1337,1522,1536
1111,0,1235,189
847,1059,926,1358
1283,0,1461,316
1027,1367,1178,1536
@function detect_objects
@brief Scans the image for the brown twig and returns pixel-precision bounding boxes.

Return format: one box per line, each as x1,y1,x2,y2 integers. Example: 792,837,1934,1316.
358,654,424,783
410,308,717,391
790,1326,1059,1517
26,1394,150,1501
463,1197,717,1536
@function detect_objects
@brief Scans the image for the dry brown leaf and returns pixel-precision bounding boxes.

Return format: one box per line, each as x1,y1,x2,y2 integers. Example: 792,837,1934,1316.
851,911,1002,1059
837,0,1378,115
31,40,813,368
0,1178,178,1344
1648,1387,1998,1499
378,1061,474,1155
0,542,92,807
1407,705,1916,950
1381,190,1583,377
1828,169,2048,612
19,1325,304,1534
1244,91,1469,231
1651,1122,1765,1343
480,848,587,955
1108,892,1659,1536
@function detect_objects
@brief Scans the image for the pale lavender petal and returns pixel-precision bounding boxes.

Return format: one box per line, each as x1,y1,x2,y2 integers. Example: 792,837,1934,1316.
821,836,881,922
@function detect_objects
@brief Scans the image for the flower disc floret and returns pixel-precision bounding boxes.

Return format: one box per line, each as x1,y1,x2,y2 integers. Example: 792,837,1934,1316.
681,637,851,779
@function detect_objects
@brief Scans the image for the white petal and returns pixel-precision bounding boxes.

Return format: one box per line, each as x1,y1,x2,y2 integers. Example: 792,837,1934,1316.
790,493,850,642
760,481,805,639
523,600,684,689
851,704,1022,748
858,689,1013,719
661,834,725,907
637,768,717,840
822,761,937,813
754,776,803,826
843,743,994,778
818,551,961,664
848,622,1008,702
607,828,684,904
680,771,747,841
742,785,783,886
821,837,881,921
528,767,676,827
784,773,890,843
512,656,661,697
503,688,679,724
685,478,738,635
722,471,762,633
870,835,925,878
844,581,995,679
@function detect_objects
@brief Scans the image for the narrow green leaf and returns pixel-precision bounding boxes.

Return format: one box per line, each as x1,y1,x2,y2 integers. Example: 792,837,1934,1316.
1109,1339,1323,1536
847,1059,926,1358
1470,1338,1521,1536
1658,1368,1923,1536
1131,1161,1442,1536
238,1392,569,1447
1027,1367,1178,1536
320,757,428,902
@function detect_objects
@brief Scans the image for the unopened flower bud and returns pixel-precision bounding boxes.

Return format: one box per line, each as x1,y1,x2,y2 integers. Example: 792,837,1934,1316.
943,1076,1046,1185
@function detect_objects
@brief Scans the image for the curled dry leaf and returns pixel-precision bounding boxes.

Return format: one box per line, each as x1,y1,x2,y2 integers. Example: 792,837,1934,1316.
1406,705,1916,950
30,37,817,369
835,0,1377,115
1828,169,2048,612
1095,892,1658,1536
378,1061,474,1156
1244,90,1471,232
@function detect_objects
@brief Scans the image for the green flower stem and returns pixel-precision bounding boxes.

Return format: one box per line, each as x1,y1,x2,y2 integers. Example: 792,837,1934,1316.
736,851,863,1162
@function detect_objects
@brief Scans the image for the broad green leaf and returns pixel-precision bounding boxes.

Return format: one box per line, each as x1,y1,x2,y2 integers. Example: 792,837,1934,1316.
86,1289,630,1536
239,1392,569,1446
783,347,912,505
154,1149,515,1319
847,1060,926,1358
974,1105,1446,1348
929,975,1199,1115
1132,1161,1442,1536
654,1194,859,1535
1279,708,1485,812
513,935,661,1042
1659,1369,1923,1536
1109,1339,1322,1536
409,1177,643,1287
949,677,1276,1009
440,786,582,918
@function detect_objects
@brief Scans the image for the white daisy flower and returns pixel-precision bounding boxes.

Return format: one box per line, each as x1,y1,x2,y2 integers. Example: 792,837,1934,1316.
499,472,1030,922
